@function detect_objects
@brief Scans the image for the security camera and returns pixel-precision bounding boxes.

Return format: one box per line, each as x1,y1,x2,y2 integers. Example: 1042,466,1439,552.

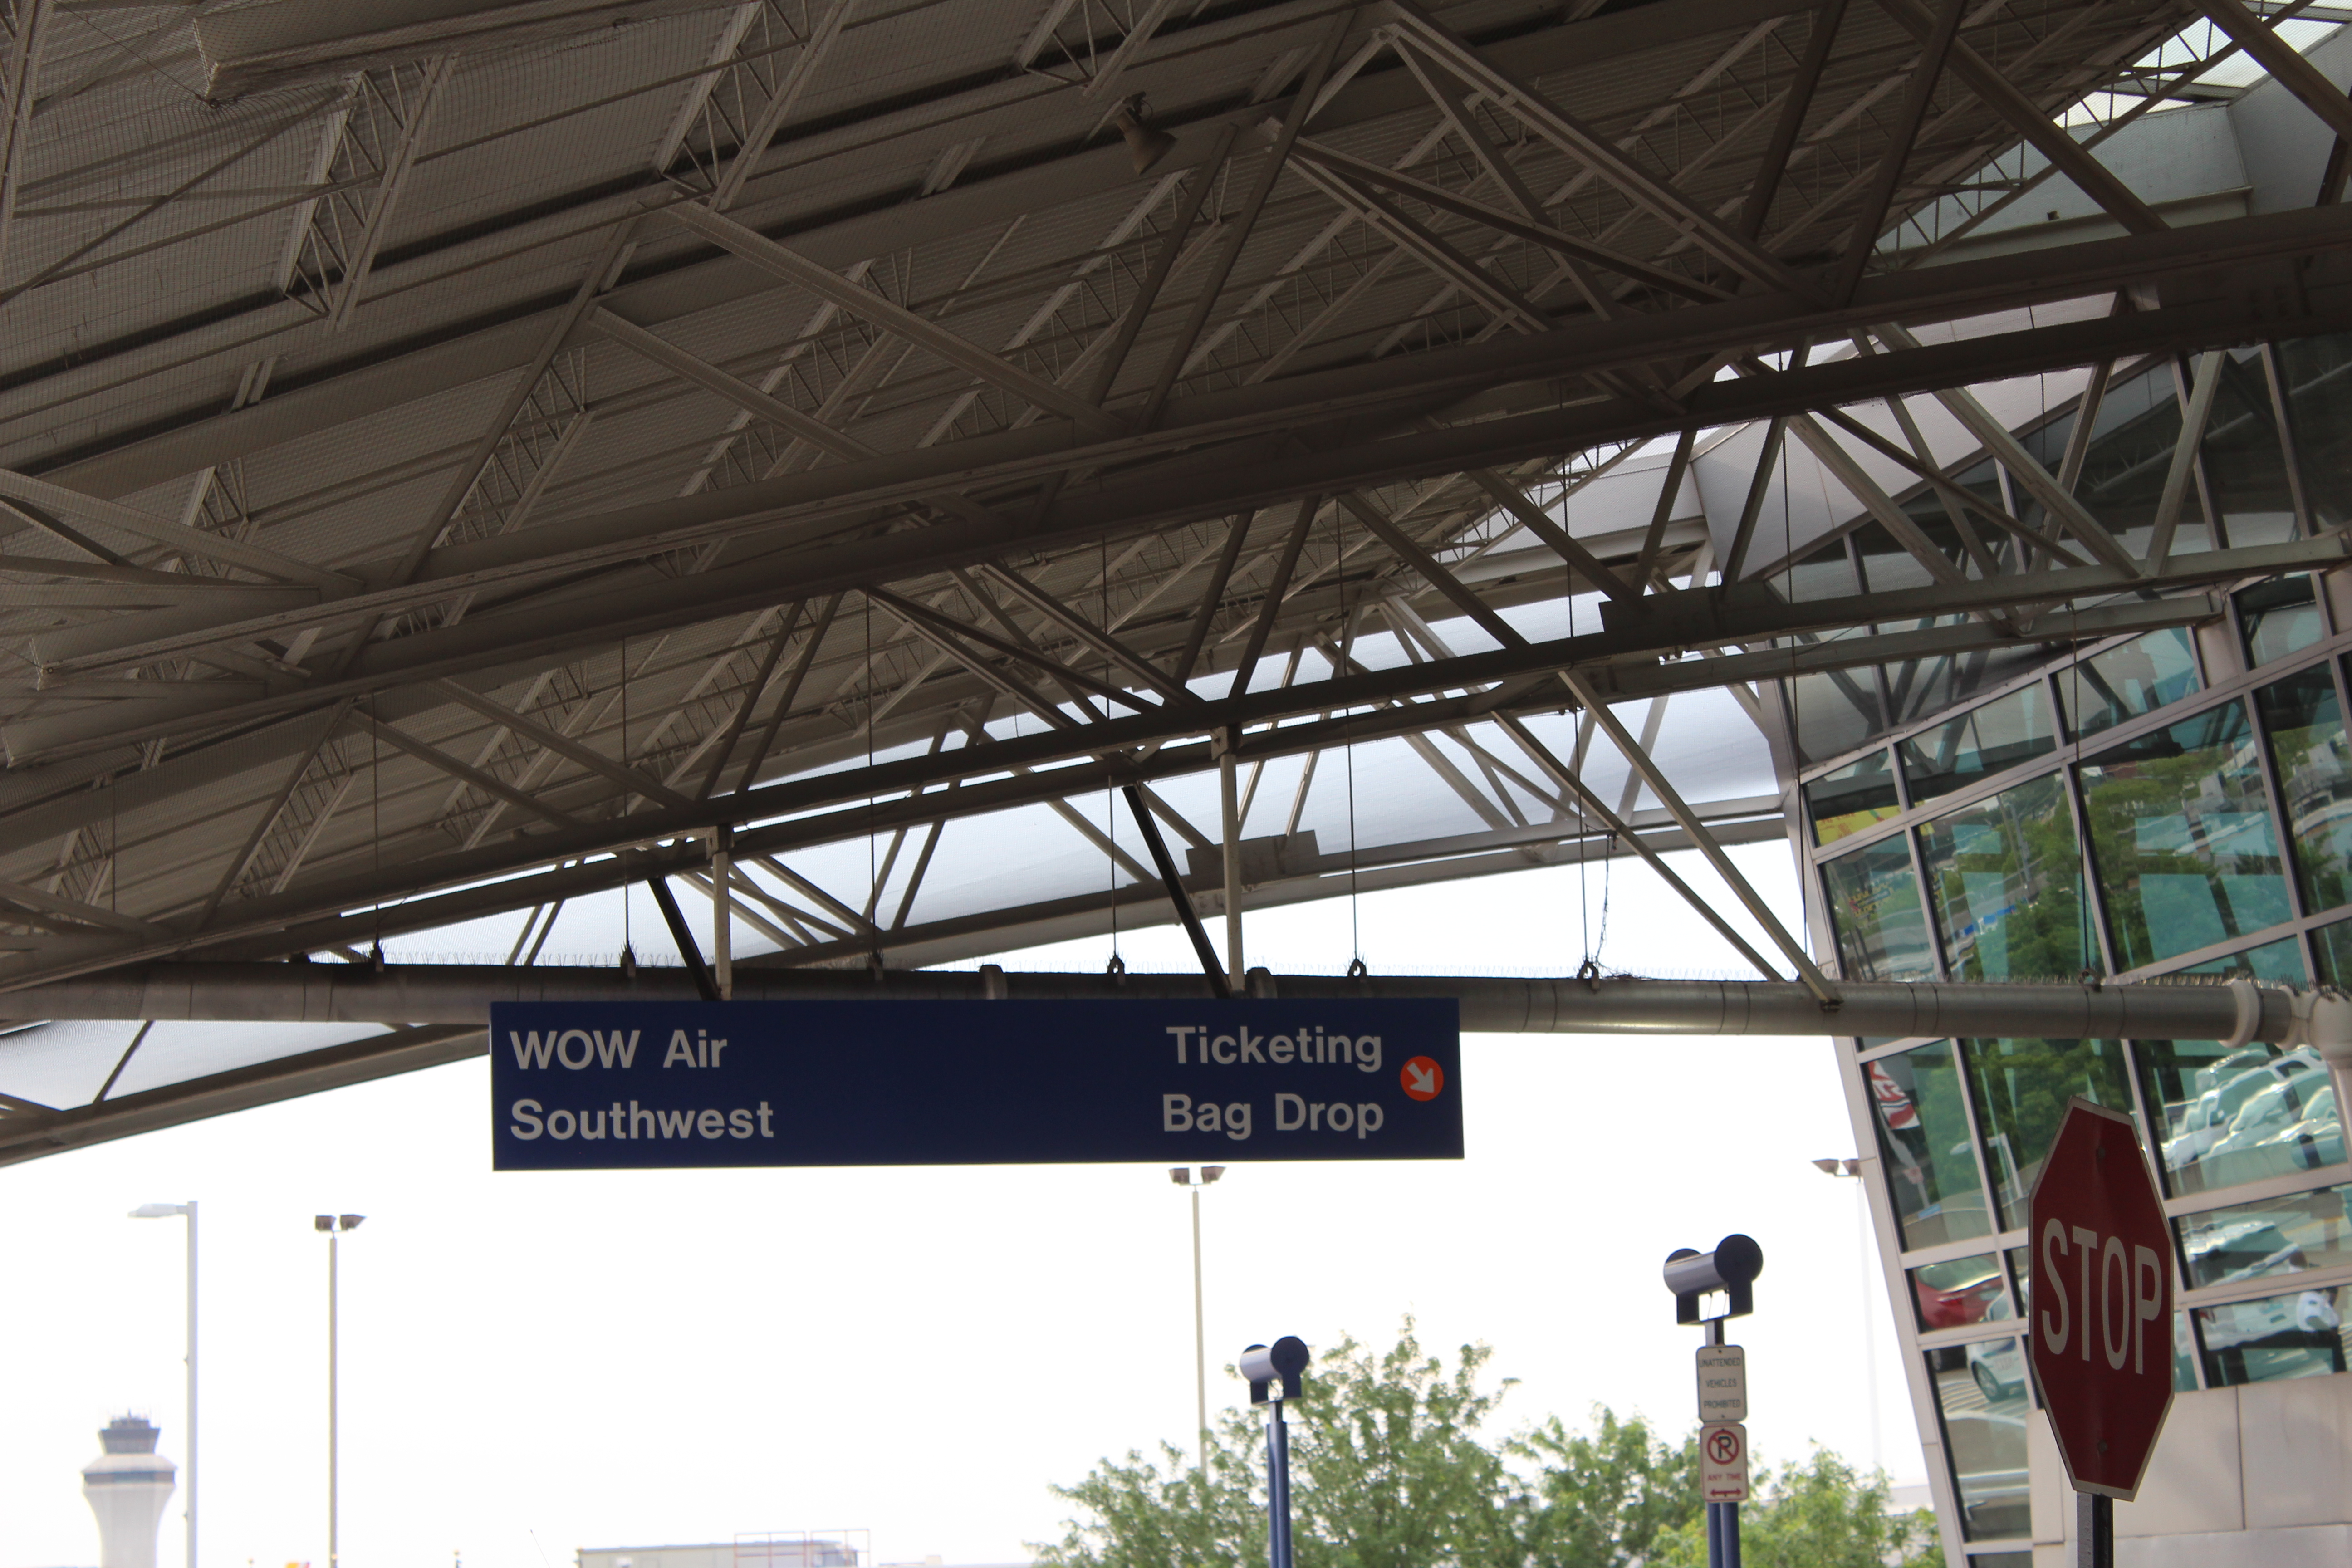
1240,1336,1309,1404
1662,1233,1764,1324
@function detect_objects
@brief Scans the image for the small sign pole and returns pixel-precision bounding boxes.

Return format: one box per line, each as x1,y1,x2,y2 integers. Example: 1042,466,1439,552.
1663,1235,1763,1568
1243,1339,1309,1568
2076,1493,2112,1568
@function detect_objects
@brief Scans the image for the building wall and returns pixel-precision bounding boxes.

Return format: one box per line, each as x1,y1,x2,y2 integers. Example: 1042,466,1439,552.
1786,331,2352,1564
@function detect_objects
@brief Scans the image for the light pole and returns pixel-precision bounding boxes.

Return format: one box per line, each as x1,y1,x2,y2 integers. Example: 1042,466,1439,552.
1813,1156,1881,1474
130,1202,196,1568
1168,1166,1225,1464
315,1214,364,1568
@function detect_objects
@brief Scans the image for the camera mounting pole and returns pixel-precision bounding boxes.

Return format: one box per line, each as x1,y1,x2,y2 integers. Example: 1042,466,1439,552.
1240,1337,1309,1568
1664,1235,1764,1568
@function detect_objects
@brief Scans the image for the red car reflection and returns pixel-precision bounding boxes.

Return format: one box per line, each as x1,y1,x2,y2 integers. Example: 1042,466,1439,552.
1914,1265,2004,1329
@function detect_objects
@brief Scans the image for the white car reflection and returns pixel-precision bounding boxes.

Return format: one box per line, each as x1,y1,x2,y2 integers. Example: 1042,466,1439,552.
2165,1048,2324,1169
2206,1077,2341,1170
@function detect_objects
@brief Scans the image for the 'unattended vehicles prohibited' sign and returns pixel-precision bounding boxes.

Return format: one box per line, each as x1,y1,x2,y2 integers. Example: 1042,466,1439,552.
490,999,1463,1168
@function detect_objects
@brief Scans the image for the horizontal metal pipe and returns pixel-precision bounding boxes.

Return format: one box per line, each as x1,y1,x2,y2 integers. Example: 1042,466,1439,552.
0,965,2307,1043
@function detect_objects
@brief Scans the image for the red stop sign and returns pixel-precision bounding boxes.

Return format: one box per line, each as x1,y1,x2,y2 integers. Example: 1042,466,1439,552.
2027,1098,2175,1499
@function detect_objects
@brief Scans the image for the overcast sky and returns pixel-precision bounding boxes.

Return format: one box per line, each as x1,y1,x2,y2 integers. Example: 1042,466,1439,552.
0,841,1921,1568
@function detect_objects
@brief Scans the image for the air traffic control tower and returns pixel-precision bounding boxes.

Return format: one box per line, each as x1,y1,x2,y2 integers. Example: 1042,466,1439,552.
82,1416,176,1568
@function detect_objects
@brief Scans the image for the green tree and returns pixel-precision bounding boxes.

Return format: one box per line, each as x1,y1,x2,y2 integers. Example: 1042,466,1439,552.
1038,1325,1931,1568
1514,1408,1698,1568
1037,1324,1520,1568
1651,1448,1938,1568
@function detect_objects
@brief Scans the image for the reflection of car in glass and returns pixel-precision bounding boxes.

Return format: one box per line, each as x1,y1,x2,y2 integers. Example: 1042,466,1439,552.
2198,1286,2346,1382
1966,1333,2024,1404
2263,1083,2344,1169
2206,1076,2339,1170
2164,1049,2322,1169
2186,1219,2348,1383
1940,1406,2031,1539
2189,1218,2311,1286
1914,1256,2005,1329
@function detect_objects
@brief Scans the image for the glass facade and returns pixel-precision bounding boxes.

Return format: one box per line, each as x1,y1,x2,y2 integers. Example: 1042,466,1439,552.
1800,499,2352,1551
1917,776,2092,980
2078,702,2290,971
2058,628,2200,741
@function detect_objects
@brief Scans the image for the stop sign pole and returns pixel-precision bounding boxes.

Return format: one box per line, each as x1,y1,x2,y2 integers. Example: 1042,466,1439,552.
2027,1098,2175,1568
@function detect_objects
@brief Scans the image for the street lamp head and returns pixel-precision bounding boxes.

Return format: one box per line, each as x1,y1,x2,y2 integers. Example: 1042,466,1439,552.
314,1214,333,1231
340,1214,364,1231
1170,1167,1191,1186
1810,1157,1841,1175
129,1203,186,1219
1201,1166,1225,1184
315,1214,365,1233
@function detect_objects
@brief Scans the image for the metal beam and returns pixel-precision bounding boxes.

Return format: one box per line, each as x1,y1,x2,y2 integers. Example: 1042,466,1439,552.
709,0,860,209
345,706,582,831
1382,0,1806,294
14,239,2352,770
1122,782,1230,996
1288,153,1553,332
1290,137,1726,303
666,202,1124,436
1875,0,2166,235
1134,9,1357,427
0,0,52,282
431,679,694,810
1739,0,1847,240
1558,667,1841,1004
2151,348,2225,567
1834,0,1963,304
2200,0,2352,145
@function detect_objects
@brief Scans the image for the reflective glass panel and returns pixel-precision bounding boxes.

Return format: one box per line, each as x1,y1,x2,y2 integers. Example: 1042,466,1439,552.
1870,1042,1992,1251
2239,576,2324,667
2200,347,2299,550
2314,914,2352,985
2277,333,2352,529
1788,668,1887,765
1911,1251,2010,1333
2078,701,2292,970
2179,935,2308,982
1899,685,2059,804
2075,364,2213,559
2140,1039,2337,1196
1807,750,1900,846
1889,645,2052,733
2058,628,2200,742
2179,1183,2352,1290
1964,1037,2133,1228
1824,838,1936,980
2258,665,2352,912
2195,1283,2350,1387
1785,544,1859,606
1919,775,2093,980
1931,1339,2031,1540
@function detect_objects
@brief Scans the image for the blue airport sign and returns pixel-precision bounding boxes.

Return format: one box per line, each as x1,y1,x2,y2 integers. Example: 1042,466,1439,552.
490,999,1462,1169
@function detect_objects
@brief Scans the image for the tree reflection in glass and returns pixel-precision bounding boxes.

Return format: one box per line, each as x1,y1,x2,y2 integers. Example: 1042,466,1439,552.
1918,775,2094,980
1963,1036,2134,1228
2078,702,2291,970
2256,666,2352,915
